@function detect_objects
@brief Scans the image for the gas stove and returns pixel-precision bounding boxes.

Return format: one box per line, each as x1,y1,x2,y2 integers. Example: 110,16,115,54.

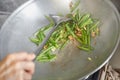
0,0,120,80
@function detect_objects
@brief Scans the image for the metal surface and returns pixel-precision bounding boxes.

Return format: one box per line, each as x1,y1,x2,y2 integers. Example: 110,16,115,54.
0,0,120,80
109,0,120,70
110,40,120,69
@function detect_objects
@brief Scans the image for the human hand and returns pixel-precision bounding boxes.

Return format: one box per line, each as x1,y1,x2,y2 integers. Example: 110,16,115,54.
0,52,36,80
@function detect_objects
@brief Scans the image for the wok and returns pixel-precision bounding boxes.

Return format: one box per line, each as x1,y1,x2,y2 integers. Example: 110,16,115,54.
0,0,120,80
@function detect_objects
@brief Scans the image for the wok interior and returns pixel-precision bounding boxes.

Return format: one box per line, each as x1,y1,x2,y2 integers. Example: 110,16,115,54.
0,0,119,80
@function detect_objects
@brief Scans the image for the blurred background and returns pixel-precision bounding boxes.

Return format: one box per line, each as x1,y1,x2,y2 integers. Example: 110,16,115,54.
0,0,120,80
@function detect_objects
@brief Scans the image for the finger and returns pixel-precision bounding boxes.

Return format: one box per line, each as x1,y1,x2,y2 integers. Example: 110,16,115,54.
23,72,32,80
0,62,23,80
0,53,29,76
3,52,27,66
10,61,35,75
22,61,35,75
0,59,21,76
13,70,23,80
0,61,34,80
9,69,23,80
6,52,36,62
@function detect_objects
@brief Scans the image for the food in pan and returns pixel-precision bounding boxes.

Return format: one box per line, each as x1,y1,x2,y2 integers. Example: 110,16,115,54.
30,0,100,62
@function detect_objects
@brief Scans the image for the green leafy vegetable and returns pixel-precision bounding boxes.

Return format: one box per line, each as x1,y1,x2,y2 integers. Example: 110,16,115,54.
30,1,100,62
